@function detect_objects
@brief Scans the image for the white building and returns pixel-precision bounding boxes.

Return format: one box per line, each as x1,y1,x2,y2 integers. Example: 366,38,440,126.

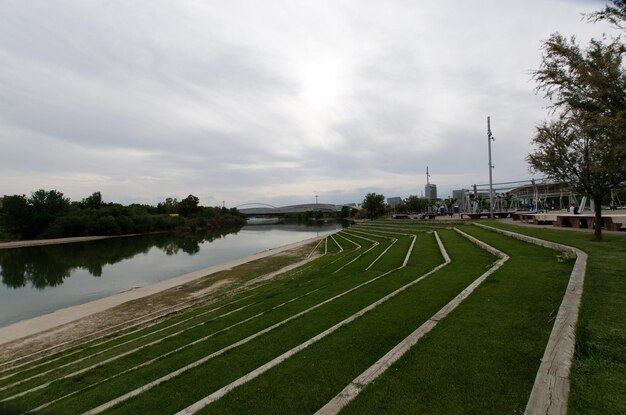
425,184,437,200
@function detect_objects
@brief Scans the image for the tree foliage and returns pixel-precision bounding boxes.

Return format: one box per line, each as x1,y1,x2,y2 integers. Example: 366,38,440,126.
0,195,32,238
443,197,457,216
362,193,386,218
587,0,625,29
0,190,245,241
158,197,179,215
527,3,625,240
81,192,103,209
30,189,71,235
179,194,200,217
405,195,430,213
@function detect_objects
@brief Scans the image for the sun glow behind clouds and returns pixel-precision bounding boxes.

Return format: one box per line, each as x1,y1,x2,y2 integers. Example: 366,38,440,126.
291,54,353,150
298,55,349,108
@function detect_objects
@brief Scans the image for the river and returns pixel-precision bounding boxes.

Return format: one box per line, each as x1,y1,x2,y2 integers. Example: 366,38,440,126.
0,222,342,327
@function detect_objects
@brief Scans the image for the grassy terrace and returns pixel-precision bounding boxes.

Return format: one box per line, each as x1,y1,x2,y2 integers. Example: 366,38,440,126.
485,221,626,415
0,220,622,414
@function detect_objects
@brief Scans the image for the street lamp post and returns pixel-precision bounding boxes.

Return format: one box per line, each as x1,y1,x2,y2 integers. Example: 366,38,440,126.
487,116,495,219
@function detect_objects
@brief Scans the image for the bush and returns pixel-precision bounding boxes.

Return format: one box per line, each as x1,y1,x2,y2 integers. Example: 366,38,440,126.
89,216,121,236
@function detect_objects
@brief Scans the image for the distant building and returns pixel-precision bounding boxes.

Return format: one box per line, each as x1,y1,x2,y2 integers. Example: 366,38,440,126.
387,197,402,207
425,184,437,200
453,189,469,211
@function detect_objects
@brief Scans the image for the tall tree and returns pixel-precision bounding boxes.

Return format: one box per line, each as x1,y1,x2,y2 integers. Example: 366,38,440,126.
0,195,33,238
527,4,625,240
29,189,71,237
82,191,103,209
405,195,430,213
160,197,179,215
179,194,200,217
362,193,386,219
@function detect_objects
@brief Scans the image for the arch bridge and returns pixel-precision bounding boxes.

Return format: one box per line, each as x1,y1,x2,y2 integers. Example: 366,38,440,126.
237,203,342,217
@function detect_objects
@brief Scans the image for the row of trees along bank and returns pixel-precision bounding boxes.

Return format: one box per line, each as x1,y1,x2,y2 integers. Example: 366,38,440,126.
0,190,246,241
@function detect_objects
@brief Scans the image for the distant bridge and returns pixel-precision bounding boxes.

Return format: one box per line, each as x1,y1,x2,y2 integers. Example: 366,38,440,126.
238,203,343,217
235,203,277,209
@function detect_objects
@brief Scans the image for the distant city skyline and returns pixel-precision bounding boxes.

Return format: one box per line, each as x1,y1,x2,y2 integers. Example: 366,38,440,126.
0,1,614,208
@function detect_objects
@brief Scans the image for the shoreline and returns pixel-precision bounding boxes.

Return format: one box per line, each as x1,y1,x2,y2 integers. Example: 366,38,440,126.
0,235,325,346
0,233,145,250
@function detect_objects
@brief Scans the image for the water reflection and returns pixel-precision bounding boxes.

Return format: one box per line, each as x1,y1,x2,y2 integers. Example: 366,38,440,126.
0,228,237,289
0,222,343,327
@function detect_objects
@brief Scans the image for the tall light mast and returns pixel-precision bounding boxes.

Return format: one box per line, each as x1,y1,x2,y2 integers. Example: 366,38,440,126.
487,116,495,219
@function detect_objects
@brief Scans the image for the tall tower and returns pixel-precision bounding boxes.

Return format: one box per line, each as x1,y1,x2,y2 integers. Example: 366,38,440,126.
425,166,437,200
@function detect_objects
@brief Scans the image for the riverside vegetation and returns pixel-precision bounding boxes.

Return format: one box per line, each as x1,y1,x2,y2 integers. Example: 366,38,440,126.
0,190,245,241
0,220,622,414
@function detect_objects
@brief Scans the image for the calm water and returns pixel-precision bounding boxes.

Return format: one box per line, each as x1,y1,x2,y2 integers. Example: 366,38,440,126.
0,223,341,327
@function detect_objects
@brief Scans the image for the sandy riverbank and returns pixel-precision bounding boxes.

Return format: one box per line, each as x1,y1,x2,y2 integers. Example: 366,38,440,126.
0,234,141,250
0,235,325,346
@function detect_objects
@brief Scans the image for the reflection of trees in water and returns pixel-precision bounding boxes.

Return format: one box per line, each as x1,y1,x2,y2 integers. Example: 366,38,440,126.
0,228,238,289
152,229,230,256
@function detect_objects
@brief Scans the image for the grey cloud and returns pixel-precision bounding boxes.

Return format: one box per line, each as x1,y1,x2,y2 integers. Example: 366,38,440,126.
0,0,612,206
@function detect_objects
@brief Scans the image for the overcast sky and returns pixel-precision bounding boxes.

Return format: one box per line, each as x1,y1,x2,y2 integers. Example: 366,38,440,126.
0,0,614,207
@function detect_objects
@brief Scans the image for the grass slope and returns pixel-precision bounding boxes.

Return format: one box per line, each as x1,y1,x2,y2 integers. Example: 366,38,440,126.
485,221,626,415
1,221,620,414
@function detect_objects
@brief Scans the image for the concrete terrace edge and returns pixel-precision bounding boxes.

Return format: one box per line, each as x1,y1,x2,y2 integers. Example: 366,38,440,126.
0,236,326,346
314,229,507,415
473,223,587,415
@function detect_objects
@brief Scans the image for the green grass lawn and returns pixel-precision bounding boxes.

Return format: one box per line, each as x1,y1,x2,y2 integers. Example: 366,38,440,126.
199,229,494,414
1,227,406,413
357,225,571,413
0,220,622,414
484,221,626,415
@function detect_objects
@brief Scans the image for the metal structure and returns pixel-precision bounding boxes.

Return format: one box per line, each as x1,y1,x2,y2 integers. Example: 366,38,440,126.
487,116,495,219
465,179,579,214
234,203,278,209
